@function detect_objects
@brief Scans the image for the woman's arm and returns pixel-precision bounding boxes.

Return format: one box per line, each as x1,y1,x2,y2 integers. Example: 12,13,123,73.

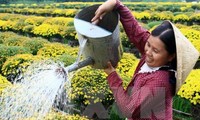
115,0,150,55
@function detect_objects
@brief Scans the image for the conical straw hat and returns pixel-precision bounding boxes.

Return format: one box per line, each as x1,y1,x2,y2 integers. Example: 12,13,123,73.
166,21,200,93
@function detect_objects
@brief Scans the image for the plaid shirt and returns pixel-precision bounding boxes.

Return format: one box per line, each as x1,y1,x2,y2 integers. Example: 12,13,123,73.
106,1,174,120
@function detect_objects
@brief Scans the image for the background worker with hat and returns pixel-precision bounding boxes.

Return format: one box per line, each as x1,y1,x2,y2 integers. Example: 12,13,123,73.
92,0,199,119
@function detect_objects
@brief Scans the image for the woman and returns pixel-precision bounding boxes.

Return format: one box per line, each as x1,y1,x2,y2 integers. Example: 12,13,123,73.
91,0,199,119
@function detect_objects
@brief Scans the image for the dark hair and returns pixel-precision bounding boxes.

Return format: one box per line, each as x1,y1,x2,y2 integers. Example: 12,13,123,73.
151,21,177,70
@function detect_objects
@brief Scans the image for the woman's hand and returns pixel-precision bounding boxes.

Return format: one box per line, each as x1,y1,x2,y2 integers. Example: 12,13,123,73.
104,61,116,75
91,0,117,24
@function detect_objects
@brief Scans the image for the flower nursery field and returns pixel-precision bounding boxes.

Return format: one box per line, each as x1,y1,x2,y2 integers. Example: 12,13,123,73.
0,2,200,120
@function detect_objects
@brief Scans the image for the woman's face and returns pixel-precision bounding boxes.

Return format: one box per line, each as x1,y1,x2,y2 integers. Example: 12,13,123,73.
144,35,175,67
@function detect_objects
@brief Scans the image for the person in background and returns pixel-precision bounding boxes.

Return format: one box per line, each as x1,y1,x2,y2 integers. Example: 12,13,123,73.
91,0,199,119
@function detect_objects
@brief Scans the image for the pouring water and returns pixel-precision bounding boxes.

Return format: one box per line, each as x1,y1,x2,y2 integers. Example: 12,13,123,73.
0,60,71,120
0,4,122,119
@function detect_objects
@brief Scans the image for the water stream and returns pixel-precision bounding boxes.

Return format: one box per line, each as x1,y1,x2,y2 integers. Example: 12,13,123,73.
0,19,105,120
0,60,72,120
0,38,89,119
76,34,87,64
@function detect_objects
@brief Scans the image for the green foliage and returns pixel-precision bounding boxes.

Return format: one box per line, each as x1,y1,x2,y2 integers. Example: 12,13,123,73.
0,31,21,43
3,35,30,46
173,95,192,120
22,25,34,33
12,19,27,31
191,4,200,10
173,95,191,113
166,5,181,12
140,22,150,30
109,104,125,120
154,5,167,11
181,5,193,12
190,13,200,22
147,21,162,29
22,37,49,55
173,12,183,16
63,26,76,40
120,32,130,49
0,31,51,55
55,54,76,66
0,45,31,69
190,25,200,31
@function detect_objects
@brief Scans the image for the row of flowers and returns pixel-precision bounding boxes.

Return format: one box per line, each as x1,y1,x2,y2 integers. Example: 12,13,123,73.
0,2,199,12
0,13,75,39
0,8,199,24
0,8,78,17
0,2,94,9
132,11,200,23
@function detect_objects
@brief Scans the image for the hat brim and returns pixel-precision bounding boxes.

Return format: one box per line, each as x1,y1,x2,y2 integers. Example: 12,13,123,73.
165,21,200,93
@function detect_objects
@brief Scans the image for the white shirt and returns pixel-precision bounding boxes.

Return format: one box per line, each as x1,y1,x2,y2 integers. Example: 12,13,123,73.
138,63,161,73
